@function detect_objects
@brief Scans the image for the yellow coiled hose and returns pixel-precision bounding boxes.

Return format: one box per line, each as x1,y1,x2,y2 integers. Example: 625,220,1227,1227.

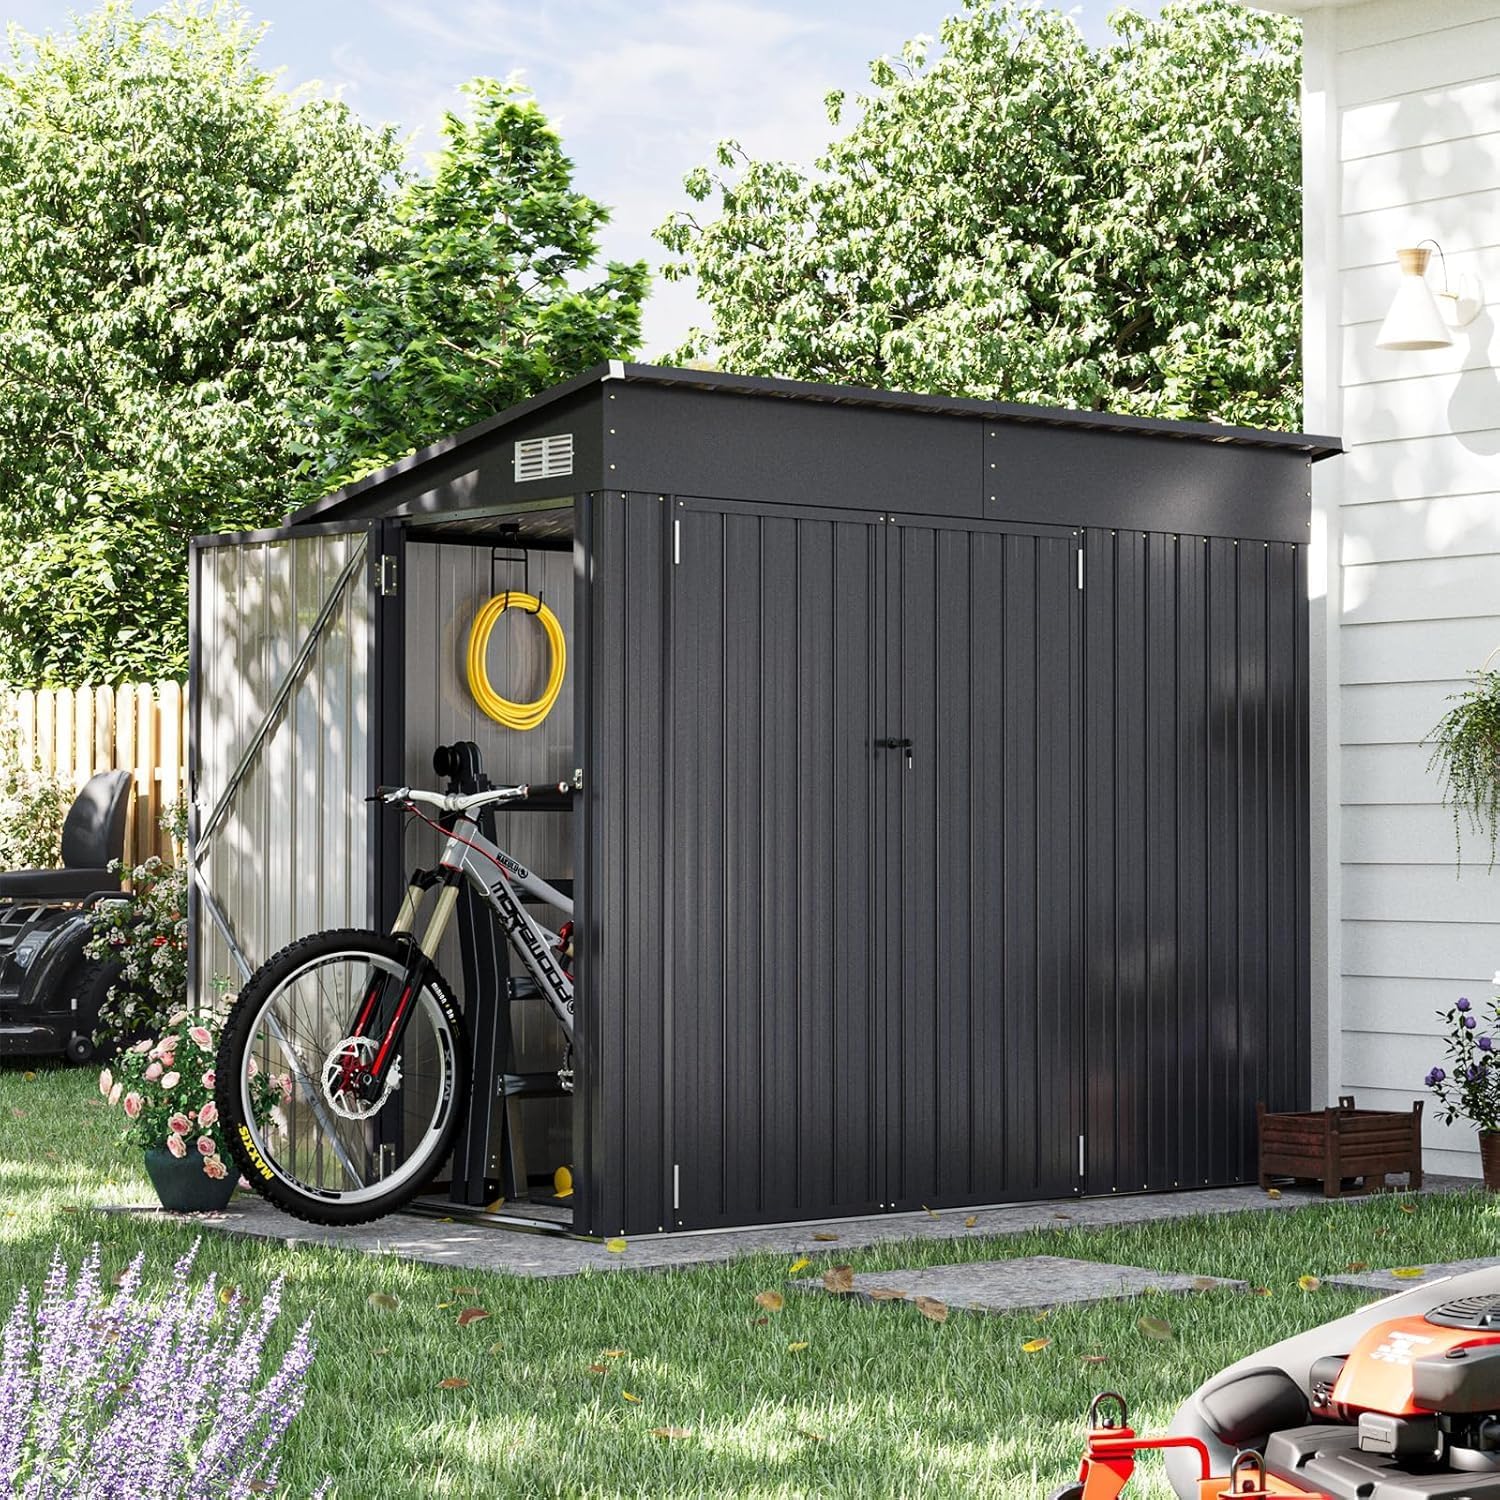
465,592,566,731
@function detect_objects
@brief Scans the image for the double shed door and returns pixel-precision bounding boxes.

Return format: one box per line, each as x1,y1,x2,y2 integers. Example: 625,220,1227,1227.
664,500,1309,1230
668,501,1083,1229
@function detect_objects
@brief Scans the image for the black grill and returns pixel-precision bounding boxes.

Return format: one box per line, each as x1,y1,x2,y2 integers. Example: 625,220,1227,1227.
1427,1295,1500,1330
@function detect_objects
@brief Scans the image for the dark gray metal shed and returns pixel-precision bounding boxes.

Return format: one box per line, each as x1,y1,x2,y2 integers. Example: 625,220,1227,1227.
189,362,1340,1238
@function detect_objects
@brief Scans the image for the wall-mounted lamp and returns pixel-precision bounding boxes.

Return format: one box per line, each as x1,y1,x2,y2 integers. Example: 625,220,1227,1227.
1375,240,1483,351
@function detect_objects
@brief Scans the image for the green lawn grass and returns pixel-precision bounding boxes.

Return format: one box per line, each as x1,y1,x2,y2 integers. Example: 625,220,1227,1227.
4,1057,1499,1498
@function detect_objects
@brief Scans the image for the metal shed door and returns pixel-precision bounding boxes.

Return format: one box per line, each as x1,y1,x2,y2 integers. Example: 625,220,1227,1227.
669,503,883,1228
881,520,1082,1209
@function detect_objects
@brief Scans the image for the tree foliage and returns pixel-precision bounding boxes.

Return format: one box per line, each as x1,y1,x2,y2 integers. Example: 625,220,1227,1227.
0,1,402,684
0,9,646,686
297,79,648,489
655,0,1302,429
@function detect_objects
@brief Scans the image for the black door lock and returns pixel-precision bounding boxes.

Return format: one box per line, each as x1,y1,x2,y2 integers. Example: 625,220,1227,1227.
876,737,914,768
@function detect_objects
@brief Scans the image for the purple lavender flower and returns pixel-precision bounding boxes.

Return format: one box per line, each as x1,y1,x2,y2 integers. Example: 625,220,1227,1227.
1480,1036,1494,1053
1458,997,1473,1012
1466,1014,1479,1030
0,1240,324,1499
1427,1067,1446,1085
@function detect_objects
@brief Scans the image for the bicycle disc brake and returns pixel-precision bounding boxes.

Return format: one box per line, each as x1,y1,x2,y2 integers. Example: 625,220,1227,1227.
320,1035,402,1120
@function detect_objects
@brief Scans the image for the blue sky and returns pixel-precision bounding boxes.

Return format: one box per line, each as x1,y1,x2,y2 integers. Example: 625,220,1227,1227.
3,1,1161,355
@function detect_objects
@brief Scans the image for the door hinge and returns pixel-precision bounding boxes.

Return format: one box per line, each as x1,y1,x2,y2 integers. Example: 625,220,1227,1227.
673,1163,680,1210
1076,548,1084,591
378,554,399,596
673,518,681,566
1078,1134,1086,1177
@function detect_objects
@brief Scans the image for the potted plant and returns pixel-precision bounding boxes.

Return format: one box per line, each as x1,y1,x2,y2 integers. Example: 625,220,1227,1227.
100,1007,287,1212
1427,665,1500,869
1424,987,1500,1189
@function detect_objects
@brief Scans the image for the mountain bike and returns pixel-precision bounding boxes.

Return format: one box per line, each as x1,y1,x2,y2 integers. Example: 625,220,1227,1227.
215,780,575,1226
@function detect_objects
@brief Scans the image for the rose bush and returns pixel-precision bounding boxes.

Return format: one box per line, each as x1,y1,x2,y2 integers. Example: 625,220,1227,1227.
1424,979,1500,1132
100,1007,285,1179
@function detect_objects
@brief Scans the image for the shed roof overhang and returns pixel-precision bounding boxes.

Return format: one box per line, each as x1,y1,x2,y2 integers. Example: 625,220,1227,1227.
287,361,1342,533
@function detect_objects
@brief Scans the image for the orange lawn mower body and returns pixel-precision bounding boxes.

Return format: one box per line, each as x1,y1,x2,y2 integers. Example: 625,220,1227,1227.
1050,1267,1500,1500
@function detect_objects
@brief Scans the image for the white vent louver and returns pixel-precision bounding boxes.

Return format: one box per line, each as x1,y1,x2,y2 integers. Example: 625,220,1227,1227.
513,432,574,483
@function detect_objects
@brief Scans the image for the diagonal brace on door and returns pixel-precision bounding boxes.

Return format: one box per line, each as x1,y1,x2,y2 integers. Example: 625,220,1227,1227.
194,534,370,861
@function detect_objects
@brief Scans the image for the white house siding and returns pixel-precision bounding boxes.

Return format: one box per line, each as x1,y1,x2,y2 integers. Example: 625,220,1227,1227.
1258,0,1500,1176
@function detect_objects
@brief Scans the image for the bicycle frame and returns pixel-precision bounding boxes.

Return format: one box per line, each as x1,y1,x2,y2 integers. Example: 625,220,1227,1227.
347,806,575,1098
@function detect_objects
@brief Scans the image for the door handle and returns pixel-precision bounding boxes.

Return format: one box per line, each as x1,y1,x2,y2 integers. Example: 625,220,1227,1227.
876,737,914,769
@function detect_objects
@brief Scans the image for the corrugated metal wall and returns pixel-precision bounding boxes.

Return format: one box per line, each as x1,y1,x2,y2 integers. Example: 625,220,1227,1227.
582,495,1309,1236
192,530,372,998
1081,530,1310,1193
401,538,577,1181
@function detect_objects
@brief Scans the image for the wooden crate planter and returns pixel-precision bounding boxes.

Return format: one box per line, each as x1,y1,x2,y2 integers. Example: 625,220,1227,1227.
1257,1096,1423,1198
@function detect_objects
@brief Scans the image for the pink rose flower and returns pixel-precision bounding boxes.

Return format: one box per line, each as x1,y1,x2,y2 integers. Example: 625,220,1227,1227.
197,1101,218,1128
160,1072,180,1089
201,1070,215,1090
123,1093,142,1119
144,1062,162,1081
167,1113,191,1135
202,1156,228,1180
189,1026,213,1051
280,1074,293,1100
247,1058,258,1077
165,1133,187,1159
131,1039,152,1054
108,1082,122,1107
197,1136,215,1156
159,1054,175,1071
98,1069,113,1098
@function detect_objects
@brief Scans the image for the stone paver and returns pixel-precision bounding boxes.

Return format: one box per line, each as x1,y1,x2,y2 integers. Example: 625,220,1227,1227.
1325,1255,1500,1295
98,1172,1475,1280
794,1255,1246,1313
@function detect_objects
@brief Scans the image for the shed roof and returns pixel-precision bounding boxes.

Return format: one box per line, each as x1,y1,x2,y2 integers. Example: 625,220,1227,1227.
289,360,1341,529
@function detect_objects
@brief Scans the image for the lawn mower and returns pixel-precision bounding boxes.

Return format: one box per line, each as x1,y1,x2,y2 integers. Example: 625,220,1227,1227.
1053,1263,1500,1499
0,770,132,1063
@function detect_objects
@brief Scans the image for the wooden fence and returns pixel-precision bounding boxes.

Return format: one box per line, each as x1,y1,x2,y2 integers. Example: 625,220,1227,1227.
6,682,187,867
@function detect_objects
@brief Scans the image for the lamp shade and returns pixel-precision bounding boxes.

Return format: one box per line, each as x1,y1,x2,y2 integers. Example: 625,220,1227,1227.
1375,247,1453,350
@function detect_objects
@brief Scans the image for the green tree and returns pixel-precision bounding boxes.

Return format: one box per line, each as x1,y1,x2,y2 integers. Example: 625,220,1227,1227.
655,0,1301,429
296,78,649,489
0,1,403,685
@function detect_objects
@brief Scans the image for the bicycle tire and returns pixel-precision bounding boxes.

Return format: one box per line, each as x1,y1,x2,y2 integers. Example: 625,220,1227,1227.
216,927,469,1227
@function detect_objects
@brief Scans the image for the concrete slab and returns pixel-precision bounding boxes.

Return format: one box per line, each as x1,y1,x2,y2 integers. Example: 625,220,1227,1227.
793,1255,1246,1314
1325,1256,1500,1296
95,1172,1476,1280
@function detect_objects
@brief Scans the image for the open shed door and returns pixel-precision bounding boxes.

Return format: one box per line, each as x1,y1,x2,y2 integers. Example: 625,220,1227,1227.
189,524,389,999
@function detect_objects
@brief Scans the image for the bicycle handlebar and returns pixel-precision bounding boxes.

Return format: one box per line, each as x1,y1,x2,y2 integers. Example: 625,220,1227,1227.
374,783,571,814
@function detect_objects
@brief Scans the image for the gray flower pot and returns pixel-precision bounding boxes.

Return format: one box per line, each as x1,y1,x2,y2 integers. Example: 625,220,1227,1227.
142,1147,235,1212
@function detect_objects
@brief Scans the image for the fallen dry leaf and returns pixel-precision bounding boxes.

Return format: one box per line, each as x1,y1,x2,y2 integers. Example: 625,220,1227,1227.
457,1307,490,1327
650,1426,691,1439
602,1349,626,1359
1082,1353,1109,1366
435,1301,455,1310
964,1215,978,1229
367,1293,400,1311
1252,1287,1273,1297
22,1071,34,1081
488,1341,505,1354
1034,1308,1052,1322
452,1286,479,1296
588,1363,608,1374
914,1296,949,1324
1399,1203,1417,1214
921,1205,940,1220
796,1428,827,1443
437,1377,469,1390
788,1257,811,1275
622,1391,642,1404
372,1347,390,1356
605,1238,629,1253
1021,1337,1051,1353
822,1265,855,1295
752,1316,769,1325
1392,1267,1427,1279
1265,1187,1282,1199
218,1286,241,1307
1298,1276,1322,1293
787,1340,809,1352
1191,1277,1219,1292
1345,1262,1369,1273
755,1291,785,1313
812,1232,839,1242
1137,1316,1174,1342
868,1289,907,1302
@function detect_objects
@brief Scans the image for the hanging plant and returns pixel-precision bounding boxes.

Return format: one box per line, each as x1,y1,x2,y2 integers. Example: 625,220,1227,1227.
1427,665,1500,870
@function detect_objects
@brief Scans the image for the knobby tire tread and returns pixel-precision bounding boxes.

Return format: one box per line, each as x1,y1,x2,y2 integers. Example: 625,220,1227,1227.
216,927,469,1228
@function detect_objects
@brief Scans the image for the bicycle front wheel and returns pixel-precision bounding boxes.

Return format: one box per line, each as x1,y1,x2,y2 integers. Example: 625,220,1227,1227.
216,929,469,1226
